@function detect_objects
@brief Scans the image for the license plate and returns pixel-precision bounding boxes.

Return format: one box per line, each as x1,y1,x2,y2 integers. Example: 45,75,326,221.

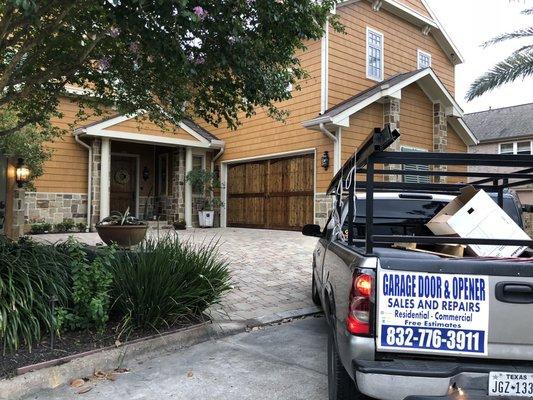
489,371,533,397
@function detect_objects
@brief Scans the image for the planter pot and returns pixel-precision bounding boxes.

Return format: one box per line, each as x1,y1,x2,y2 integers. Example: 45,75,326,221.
198,211,214,228
96,225,148,247
173,223,186,230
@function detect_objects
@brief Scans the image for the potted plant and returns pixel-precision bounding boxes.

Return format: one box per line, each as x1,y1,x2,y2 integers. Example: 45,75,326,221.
96,208,148,247
185,169,223,228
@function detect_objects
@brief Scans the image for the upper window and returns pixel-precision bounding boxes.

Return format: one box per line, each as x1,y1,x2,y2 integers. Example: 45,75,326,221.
401,146,430,184
499,141,532,155
417,50,432,69
366,28,384,81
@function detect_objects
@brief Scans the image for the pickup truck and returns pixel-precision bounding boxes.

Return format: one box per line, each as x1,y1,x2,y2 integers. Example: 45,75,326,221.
303,126,533,400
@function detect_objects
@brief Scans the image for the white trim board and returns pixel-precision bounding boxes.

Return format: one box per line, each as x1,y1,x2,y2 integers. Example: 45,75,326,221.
84,129,214,149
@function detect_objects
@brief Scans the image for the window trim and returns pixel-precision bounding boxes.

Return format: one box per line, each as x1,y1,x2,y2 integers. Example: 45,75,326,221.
366,27,384,82
417,49,432,69
498,140,533,155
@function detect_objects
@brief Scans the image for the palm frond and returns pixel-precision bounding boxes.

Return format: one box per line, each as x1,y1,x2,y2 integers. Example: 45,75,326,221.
466,51,533,101
522,7,533,15
482,27,533,47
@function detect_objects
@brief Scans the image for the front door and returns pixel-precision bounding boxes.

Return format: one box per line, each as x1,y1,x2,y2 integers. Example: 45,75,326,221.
0,155,7,234
110,155,137,216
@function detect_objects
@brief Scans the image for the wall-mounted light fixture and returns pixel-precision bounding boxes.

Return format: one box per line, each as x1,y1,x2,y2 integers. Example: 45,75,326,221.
142,166,150,181
15,158,30,188
321,151,330,171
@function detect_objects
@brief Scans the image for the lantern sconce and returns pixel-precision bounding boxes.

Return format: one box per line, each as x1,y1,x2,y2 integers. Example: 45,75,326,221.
142,166,150,181
321,151,330,171
15,158,30,188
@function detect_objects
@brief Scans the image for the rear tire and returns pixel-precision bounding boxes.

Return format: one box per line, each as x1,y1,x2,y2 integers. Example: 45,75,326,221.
327,329,364,400
311,270,321,307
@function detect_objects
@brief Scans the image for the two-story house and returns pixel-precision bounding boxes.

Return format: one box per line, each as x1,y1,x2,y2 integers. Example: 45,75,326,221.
1,0,476,238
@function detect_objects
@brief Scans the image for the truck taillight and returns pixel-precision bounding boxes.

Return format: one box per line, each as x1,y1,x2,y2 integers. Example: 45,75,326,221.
347,273,373,336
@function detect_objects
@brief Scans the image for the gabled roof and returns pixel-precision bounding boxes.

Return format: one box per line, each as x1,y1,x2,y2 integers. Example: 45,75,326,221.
338,0,464,65
464,103,533,144
75,113,223,149
302,68,477,146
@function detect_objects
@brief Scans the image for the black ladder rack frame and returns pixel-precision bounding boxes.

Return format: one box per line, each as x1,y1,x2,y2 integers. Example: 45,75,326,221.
332,125,533,255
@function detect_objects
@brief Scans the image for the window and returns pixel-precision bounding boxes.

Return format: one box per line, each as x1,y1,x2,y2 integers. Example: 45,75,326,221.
417,49,432,69
366,28,384,81
157,153,168,196
192,154,205,195
499,141,532,155
401,146,430,183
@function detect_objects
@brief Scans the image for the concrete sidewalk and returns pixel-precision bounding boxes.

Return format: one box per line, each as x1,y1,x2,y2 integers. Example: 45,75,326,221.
22,316,329,400
30,228,320,322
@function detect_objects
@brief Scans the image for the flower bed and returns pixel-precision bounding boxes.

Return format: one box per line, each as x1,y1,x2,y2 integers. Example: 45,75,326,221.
0,235,231,378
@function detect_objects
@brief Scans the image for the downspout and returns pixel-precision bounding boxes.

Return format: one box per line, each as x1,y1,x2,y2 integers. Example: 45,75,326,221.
74,130,92,231
319,123,341,173
211,146,225,172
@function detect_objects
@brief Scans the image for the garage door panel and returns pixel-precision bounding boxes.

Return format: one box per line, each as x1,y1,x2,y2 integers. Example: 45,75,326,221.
227,154,314,230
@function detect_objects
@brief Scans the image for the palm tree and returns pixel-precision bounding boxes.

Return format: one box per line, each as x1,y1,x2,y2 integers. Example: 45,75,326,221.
466,7,533,101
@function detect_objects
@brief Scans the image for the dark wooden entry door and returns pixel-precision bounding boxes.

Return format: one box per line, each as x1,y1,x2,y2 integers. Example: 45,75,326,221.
227,154,314,230
110,155,137,215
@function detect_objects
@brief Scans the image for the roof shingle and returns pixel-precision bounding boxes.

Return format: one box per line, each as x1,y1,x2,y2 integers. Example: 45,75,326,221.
464,103,533,143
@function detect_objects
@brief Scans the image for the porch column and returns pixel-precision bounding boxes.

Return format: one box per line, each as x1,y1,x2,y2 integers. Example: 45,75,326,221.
100,138,111,219
433,102,448,183
383,97,402,182
185,147,193,227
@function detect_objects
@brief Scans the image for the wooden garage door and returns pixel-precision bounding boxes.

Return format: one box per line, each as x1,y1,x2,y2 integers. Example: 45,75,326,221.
227,154,314,230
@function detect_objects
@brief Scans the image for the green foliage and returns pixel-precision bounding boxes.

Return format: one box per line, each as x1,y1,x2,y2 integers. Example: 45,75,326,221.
467,7,533,100
185,169,223,210
54,218,76,233
110,237,231,330
0,109,61,183
76,222,88,232
98,207,146,226
0,237,70,353
30,222,52,234
55,239,115,332
0,0,341,137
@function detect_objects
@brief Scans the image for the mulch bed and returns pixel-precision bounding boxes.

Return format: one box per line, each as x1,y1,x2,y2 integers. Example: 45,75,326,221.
0,315,208,379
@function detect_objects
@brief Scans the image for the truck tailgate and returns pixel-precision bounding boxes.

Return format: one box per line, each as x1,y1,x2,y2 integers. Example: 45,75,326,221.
375,257,533,361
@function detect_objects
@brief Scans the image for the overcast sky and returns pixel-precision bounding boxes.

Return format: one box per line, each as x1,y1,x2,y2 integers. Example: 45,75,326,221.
425,0,533,114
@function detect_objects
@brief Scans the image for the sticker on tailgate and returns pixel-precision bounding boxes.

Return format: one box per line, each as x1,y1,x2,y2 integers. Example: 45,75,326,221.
377,270,489,356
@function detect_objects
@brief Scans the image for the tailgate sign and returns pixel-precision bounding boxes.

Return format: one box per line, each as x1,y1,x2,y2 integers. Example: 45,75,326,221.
377,270,489,356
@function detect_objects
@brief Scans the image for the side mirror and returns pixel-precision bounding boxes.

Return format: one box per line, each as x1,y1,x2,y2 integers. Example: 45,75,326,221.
302,224,322,237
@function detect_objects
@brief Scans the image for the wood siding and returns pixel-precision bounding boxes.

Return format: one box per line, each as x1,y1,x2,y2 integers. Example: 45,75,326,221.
396,0,432,18
330,1,455,110
399,83,433,151
33,98,203,194
194,40,334,192
341,102,383,164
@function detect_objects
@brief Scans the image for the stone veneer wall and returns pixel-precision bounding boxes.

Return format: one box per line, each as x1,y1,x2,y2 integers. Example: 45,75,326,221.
168,148,186,223
314,193,334,229
432,102,448,183
25,192,88,224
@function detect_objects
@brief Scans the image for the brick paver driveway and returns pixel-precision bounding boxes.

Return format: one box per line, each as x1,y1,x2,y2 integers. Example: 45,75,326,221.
31,228,319,322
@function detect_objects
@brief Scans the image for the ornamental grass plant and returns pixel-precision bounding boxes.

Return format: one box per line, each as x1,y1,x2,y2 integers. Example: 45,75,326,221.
0,237,70,353
110,236,232,330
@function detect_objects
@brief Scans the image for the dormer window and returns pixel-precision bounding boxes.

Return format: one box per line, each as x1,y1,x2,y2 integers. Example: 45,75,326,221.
366,27,384,81
417,50,432,69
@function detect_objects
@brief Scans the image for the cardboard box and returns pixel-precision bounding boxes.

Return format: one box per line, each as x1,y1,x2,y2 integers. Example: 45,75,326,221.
426,186,530,257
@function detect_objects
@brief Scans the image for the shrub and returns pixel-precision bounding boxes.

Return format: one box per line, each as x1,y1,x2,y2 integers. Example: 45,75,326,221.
29,222,52,234
110,237,231,330
0,237,70,352
55,239,115,332
76,222,88,232
54,219,75,233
